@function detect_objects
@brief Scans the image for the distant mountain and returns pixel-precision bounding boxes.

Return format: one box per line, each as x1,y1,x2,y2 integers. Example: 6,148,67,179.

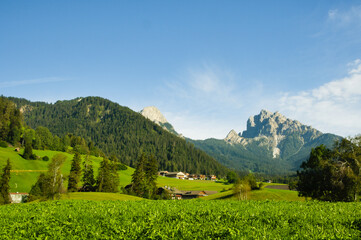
140,106,180,136
189,110,341,175
7,96,228,176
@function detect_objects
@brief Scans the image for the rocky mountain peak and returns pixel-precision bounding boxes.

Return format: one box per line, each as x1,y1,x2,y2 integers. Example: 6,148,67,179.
224,109,324,159
242,109,321,139
140,106,168,125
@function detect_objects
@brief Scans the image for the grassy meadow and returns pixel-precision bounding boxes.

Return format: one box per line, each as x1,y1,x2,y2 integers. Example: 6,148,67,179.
0,200,360,239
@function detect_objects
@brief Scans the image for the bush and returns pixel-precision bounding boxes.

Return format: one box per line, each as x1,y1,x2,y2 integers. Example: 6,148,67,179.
117,163,128,170
42,156,49,161
0,141,8,148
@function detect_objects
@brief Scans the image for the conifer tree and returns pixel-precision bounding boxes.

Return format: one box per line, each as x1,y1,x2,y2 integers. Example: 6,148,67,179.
144,153,158,198
131,152,147,197
0,159,11,204
96,158,119,192
67,152,82,192
80,155,96,192
23,139,35,160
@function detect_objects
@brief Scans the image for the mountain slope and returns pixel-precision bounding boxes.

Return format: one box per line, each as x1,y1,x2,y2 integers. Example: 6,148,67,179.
8,97,228,176
190,110,341,175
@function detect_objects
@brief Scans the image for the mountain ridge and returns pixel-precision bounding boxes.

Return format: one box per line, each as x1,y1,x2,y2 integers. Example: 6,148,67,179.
7,96,228,176
190,109,341,174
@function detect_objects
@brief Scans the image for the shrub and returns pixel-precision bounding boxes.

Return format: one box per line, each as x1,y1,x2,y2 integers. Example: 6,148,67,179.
0,141,8,148
42,156,50,161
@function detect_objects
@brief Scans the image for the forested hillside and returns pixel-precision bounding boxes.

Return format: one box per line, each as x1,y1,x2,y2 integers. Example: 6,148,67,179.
8,97,228,176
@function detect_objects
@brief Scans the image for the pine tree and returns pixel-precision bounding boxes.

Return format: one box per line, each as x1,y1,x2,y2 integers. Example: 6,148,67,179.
131,153,147,197
23,139,35,160
144,153,158,199
0,159,11,204
80,155,96,192
67,152,82,192
96,158,119,192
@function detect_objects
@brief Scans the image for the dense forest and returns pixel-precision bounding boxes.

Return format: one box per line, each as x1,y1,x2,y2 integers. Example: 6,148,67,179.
0,96,104,158
7,96,228,176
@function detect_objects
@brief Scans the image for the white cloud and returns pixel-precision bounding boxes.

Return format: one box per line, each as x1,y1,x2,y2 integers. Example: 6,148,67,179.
0,77,67,88
278,59,361,137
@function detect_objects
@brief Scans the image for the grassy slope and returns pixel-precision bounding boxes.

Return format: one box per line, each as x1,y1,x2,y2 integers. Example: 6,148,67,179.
60,192,143,201
0,147,133,193
157,176,230,192
200,186,304,201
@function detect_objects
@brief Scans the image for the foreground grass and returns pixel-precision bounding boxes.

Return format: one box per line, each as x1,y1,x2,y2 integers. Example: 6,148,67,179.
0,200,360,239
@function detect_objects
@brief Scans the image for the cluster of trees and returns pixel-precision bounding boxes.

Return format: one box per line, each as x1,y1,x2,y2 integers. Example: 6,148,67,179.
228,171,264,200
0,159,11,205
0,97,22,145
8,96,228,176
297,136,361,202
29,153,121,201
22,128,104,160
125,152,159,199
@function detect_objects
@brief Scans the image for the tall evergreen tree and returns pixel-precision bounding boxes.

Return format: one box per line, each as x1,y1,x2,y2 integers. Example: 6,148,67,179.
96,158,119,192
80,155,96,192
0,159,11,205
130,153,147,197
144,154,158,198
23,139,35,160
67,152,82,192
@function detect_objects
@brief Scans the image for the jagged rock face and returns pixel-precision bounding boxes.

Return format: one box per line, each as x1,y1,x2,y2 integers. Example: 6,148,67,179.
224,130,247,145
140,106,168,125
225,110,323,158
242,109,321,139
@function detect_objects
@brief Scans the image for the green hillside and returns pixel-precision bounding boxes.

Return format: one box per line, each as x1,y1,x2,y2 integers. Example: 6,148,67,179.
0,147,134,193
8,96,228,176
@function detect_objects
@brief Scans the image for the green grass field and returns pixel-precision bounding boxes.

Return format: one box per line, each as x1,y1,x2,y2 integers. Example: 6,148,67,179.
0,200,360,239
60,192,143,201
1,146,304,202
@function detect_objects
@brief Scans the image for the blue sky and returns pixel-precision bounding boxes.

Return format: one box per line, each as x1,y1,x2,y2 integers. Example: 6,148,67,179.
1,1,361,139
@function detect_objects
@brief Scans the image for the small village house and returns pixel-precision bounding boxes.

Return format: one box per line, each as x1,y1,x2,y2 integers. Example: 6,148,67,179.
165,172,186,179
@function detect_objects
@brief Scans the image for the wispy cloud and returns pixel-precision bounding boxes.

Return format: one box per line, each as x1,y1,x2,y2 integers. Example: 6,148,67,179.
0,77,67,88
327,5,361,27
278,59,361,137
166,64,245,109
